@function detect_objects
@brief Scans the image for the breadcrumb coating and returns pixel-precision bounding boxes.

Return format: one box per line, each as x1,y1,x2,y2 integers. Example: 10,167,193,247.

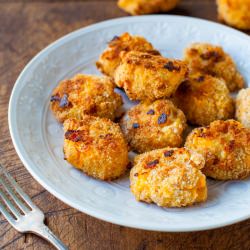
63,116,129,180
184,43,244,92
114,51,188,101
130,147,207,207
50,74,122,123
96,32,160,77
118,0,179,15
217,0,250,30
173,73,235,126
120,99,187,153
236,88,250,128
185,120,250,180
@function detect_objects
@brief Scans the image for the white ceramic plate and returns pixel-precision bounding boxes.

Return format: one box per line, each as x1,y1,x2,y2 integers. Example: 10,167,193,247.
9,16,250,232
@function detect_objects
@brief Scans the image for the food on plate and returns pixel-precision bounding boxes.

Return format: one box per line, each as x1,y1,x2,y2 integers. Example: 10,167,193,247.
172,73,235,126
63,116,129,180
185,120,250,180
114,51,188,101
120,99,187,153
96,32,160,77
184,43,244,92
118,0,180,15
50,74,122,123
47,28,250,211
217,0,250,30
236,88,250,128
130,147,207,207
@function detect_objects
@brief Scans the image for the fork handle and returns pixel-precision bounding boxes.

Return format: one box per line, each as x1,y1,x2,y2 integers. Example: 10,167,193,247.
32,223,68,250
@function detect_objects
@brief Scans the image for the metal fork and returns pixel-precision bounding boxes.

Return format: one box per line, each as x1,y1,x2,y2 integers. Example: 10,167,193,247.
0,164,68,250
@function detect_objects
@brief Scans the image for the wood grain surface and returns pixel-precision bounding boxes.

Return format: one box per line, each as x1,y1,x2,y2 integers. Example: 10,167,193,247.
0,0,250,249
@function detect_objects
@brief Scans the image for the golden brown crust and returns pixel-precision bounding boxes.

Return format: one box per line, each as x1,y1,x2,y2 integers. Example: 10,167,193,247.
217,0,250,30
63,116,129,180
120,99,187,153
173,73,235,126
50,74,122,123
118,0,179,15
96,32,160,77
236,88,250,128
114,51,189,101
185,120,250,180
184,43,244,92
130,147,207,207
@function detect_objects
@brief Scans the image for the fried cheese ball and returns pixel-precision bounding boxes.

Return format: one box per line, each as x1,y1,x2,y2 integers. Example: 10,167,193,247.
50,74,122,123
236,88,250,128
184,43,244,92
63,116,129,180
217,0,250,30
185,120,250,180
130,147,207,207
120,100,187,153
114,51,188,101
96,32,160,77
173,73,235,126
118,0,179,15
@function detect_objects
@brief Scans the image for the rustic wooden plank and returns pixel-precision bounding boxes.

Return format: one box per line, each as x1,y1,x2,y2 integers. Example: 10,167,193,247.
0,1,250,249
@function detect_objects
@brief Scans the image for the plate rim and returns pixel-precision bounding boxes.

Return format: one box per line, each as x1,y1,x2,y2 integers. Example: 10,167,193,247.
8,15,250,232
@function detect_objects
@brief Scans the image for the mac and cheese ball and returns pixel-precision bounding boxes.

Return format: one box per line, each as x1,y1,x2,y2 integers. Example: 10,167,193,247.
217,0,250,30
118,0,180,15
120,99,187,153
63,116,129,180
236,88,250,128
114,51,188,101
96,32,160,77
130,147,207,207
185,120,250,180
50,74,122,123
173,73,235,126
184,43,244,92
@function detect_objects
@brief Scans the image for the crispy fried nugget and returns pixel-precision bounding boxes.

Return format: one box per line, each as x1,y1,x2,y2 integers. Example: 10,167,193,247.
217,0,250,30
96,32,160,77
114,51,188,101
173,73,235,126
63,116,129,180
185,120,250,180
130,147,207,207
236,88,250,128
118,0,179,15
50,74,122,123
120,100,187,153
184,43,244,92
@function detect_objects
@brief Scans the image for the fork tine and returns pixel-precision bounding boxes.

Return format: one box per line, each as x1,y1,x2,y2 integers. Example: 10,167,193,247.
0,188,21,218
0,165,34,213
3,170,38,210
0,175,30,213
0,199,16,225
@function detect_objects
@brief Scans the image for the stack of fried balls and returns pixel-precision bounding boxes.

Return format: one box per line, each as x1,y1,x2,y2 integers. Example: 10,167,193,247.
50,32,250,208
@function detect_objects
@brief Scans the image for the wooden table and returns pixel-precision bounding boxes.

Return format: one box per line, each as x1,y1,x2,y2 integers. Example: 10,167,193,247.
0,0,250,249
